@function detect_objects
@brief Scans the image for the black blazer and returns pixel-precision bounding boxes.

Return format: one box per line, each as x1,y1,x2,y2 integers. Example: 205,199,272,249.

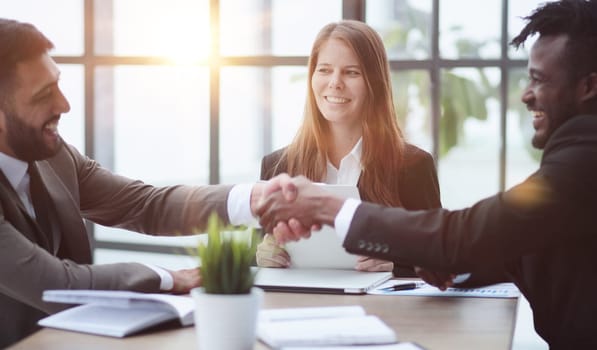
260,143,441,276
342,115,597,349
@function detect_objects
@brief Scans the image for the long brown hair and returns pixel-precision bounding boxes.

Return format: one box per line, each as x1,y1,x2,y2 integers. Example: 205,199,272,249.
280,20,405,206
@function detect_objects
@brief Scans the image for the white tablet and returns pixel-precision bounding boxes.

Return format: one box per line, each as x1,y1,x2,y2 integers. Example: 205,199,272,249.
284,184,361,270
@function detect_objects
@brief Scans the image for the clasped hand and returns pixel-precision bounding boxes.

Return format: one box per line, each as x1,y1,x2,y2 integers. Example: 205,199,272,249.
256,174,327,243
255,174,393,273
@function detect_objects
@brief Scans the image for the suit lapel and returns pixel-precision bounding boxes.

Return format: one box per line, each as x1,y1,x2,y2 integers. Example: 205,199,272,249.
0,169,50,248
0,170,32,218
35,161,92,263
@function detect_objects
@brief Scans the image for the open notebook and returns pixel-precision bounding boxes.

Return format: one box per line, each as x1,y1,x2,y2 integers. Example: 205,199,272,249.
38,290,194,337
254,184,392,294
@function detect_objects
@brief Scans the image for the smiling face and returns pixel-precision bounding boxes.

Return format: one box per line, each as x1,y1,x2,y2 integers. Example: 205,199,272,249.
522,34,581,149
311,38,367,131
0,52,70,161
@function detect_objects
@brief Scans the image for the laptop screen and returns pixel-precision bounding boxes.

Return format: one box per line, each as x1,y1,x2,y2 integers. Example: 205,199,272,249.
254,268,392,295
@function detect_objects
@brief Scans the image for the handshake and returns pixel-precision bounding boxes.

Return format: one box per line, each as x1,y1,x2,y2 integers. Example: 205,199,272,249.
251,174,396,273
252,174,346,244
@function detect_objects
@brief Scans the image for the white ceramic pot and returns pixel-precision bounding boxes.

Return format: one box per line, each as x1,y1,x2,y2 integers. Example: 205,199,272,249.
191,287,264,350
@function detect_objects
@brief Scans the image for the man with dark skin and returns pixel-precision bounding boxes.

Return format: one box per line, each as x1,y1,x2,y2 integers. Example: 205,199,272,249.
257,1,597,348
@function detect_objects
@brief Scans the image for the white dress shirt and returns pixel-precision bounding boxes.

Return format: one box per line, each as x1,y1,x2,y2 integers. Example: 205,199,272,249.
325,138,363,186
320,138,363,240
324,138,366,246
0,152,36,218
227,183,259,227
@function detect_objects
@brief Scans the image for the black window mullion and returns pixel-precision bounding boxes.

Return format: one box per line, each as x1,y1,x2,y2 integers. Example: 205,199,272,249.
430,0,441,166
499,0,509,191
343,0,365,20
209,0,221,184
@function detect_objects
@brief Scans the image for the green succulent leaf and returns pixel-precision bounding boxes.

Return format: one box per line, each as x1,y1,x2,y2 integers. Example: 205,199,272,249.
197,212,258,294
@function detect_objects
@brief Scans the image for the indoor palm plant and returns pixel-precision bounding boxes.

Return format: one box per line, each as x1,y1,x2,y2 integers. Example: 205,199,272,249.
191,213,263,350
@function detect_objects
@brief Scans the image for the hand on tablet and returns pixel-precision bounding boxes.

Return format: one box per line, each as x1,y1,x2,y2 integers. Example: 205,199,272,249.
355,256,394,272
256,233,291,268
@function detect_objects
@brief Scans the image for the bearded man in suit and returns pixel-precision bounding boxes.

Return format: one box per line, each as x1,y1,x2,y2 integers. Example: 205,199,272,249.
0,18,261,346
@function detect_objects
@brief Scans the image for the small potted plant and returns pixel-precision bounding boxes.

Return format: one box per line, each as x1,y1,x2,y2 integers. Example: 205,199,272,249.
191,212,263,350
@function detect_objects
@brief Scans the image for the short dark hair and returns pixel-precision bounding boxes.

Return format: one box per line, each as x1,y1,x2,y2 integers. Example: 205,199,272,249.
0,18,54,97
511,0,597,80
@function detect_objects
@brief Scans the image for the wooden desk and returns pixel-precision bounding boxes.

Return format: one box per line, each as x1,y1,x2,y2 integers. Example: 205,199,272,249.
10,292,517,350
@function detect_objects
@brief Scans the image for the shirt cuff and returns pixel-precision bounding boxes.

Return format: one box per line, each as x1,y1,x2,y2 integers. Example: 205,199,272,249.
453,273,471,284
143,264,173,291
334,198,362,241
227,183,259,227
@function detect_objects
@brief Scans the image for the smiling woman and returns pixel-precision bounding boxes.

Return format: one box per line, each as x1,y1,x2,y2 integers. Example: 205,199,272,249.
256,20,441,276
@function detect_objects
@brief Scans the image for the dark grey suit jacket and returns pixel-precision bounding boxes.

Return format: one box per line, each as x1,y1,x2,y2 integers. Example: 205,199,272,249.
342,115,597,349
261,143,441,276
0,143,231,346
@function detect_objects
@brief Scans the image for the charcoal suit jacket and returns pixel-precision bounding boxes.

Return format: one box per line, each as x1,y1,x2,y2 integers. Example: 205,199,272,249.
0,143,231,346
343,115,597,349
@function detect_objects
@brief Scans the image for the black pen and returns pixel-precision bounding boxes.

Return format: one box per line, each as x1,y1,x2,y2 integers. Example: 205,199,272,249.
381,281,425,291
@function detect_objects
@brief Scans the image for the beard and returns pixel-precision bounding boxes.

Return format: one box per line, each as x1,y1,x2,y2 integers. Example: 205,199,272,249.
4,110,63,162
531,95,577,150
531,124,550,149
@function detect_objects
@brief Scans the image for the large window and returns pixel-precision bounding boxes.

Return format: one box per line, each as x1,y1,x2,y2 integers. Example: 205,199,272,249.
0,0,544,266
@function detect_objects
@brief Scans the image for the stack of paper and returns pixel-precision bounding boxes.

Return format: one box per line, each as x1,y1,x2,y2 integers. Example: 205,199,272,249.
257,305,397,348
281,344,425,350
368,280,520,298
